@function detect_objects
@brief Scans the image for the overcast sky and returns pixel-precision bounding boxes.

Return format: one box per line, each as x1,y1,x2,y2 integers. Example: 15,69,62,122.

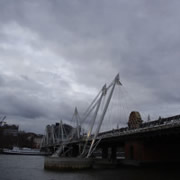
0,0,180,133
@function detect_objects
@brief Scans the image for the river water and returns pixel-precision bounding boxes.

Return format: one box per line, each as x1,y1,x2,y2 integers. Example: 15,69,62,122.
0,154,179,180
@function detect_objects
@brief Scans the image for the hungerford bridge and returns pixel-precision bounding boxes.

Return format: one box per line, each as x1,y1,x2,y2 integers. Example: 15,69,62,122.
41,74,180,165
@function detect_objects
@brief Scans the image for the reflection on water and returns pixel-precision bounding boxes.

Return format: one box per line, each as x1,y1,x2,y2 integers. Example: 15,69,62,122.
0,155,179,180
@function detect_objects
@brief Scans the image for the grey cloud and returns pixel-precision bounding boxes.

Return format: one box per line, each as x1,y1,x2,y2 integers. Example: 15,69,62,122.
0,93,44,118
0,72,71,117
0,0,180,132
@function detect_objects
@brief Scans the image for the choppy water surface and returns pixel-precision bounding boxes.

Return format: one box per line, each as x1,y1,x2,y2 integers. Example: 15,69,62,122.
0,154,179,180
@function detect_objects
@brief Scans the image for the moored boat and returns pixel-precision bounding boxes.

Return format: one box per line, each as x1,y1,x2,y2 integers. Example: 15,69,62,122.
2,146,51,156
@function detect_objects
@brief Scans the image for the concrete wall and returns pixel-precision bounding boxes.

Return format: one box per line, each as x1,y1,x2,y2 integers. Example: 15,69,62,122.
125,138,180,162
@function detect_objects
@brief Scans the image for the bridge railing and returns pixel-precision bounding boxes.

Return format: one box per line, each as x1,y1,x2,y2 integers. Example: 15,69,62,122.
96,115,180,139
42,115,180,148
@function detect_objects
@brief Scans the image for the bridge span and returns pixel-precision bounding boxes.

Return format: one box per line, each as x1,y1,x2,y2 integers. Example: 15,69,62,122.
42,114,180,166
95,114,180,165
41,74,180,166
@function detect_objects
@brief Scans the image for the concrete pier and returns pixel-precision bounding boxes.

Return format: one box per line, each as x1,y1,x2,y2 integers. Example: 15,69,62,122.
44,157,93,170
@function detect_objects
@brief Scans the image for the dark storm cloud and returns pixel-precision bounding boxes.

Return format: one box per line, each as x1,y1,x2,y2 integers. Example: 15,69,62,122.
0,93,45,118
0,72,73,119
0,0,180,132
0,73,49,118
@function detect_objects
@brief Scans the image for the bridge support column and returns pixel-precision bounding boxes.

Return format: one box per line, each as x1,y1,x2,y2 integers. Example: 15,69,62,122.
125,141,143,161
111,146,117,160
72,145,79,157
102,146,108,159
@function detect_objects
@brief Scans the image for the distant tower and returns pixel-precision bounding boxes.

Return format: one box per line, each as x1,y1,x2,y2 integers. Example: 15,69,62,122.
128,111,143,129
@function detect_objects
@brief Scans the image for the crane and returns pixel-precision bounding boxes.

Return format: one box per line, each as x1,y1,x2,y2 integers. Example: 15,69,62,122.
0,115,6,127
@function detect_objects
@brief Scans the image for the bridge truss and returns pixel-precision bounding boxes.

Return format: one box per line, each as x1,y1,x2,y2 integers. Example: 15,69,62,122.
41,74,124,158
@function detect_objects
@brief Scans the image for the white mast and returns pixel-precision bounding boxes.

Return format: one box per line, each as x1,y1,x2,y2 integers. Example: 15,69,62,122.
81,84,107,156
60,120,64,142
87,74,122,157
74,107,80,139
